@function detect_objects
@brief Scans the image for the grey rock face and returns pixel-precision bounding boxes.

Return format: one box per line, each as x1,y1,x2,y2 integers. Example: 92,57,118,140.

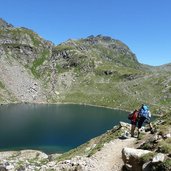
0,56,47,103
0,18,14,30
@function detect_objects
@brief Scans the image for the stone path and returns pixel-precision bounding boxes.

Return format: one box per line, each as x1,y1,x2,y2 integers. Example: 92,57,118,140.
90,138,136,171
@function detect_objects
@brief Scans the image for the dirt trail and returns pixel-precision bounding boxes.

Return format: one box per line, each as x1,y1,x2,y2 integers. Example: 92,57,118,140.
90,138,136,171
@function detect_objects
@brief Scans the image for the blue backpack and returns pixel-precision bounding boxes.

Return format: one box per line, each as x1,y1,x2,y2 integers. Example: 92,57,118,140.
139,105,149,118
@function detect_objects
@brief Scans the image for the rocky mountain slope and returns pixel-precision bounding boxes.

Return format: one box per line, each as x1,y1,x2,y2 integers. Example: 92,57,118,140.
0,19,171,113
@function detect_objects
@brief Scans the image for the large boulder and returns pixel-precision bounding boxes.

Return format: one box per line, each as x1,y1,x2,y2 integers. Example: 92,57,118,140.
142,153,166,171
18,150,48,160
122,147,152,171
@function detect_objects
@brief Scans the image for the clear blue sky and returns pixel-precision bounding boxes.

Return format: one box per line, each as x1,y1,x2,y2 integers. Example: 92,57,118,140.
0,0,171,66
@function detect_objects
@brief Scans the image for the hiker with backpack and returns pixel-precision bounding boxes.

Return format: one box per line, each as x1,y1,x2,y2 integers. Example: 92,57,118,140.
137,104,153,138
128,109,139,137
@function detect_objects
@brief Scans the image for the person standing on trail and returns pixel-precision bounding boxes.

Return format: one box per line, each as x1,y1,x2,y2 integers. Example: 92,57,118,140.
128,109,139,137
137,104,153,138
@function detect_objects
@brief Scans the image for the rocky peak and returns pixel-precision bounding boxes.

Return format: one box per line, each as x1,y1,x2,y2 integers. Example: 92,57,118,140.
87,34,112,41
0,18,14,30
80,35,132,54
82,34,113,45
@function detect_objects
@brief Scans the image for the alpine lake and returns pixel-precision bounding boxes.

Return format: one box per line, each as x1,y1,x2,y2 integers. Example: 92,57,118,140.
0,104,131,154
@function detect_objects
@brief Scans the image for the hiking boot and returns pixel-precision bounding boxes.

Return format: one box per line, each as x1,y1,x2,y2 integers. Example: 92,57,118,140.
145,128,151,132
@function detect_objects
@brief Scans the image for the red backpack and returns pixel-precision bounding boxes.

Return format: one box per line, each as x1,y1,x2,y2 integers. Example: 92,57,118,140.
128,110,138,120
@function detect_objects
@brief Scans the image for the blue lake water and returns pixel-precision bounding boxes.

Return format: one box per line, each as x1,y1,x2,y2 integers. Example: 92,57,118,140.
0,104,129,154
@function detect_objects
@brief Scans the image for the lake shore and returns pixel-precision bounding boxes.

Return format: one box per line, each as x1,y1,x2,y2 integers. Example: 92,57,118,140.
0,101,130,113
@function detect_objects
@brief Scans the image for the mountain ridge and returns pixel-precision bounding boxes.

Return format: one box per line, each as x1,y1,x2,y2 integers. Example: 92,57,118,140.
0,18,171,113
